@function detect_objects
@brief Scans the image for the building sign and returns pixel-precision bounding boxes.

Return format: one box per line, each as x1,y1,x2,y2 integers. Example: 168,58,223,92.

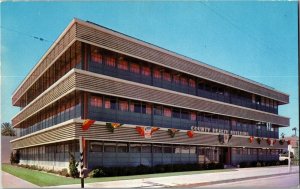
191,126,248,136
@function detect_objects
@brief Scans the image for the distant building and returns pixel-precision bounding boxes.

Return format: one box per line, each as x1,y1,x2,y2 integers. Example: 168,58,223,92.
285,136,299,159
11,18,290,170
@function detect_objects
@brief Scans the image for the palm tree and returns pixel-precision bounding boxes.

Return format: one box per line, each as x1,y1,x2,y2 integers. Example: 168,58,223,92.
292,127,297,137
1,122,16,136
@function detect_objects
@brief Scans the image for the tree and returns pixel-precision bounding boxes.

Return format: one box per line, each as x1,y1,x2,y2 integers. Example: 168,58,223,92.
10,150,20,164
69,152,79,178
281,132,285,138
292,127,297,137
1,122,16,136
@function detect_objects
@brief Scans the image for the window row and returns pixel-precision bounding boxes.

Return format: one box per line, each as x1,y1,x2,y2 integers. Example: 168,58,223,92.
89,44,279,114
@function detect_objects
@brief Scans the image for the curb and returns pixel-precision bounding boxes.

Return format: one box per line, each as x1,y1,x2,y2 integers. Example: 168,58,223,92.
172,172,299,188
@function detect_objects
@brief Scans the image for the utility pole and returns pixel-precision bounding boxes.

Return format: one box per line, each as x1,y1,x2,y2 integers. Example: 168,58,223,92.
79,136,85,188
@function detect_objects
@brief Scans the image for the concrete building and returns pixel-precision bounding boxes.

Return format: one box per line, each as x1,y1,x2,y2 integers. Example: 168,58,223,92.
11,18,290,170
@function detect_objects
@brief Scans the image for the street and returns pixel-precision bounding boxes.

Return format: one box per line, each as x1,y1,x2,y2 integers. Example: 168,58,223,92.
200,173,299,188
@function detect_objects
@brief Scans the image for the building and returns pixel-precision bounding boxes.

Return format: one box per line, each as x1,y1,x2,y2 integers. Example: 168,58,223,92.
285,136,299,162
11,18,290,171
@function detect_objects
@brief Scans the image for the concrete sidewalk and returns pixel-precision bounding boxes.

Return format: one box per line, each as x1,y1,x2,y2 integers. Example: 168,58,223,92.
49,166,299,188
1,171,39,188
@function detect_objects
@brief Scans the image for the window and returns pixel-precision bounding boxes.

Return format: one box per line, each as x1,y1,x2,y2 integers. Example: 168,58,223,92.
129,102,135,112
274,101,278,109
110,98,117,109
118,60,128,71
130,143,141,153
105,56,115,67
181,146,190,154
104,142,116,152
153,144,162,153
119,100,128,112
91,51,102,64
142,144,151,153
141,66,150,76
117,143,128,153
191,112,197,121
90,96,102,108
133,102,141,113
173,75,180,84
190,146,196,154
164,107,172,117
174,146,181,153
90,142,103,152
130,63,140,74
163,72,171,82
181,77,188,86
255,96,261,105
146,103,152,114
104,98,111,109
154,105,162,116
153,69,161,79
163,145,172,153
189,79,196,88
181,110,189,120
172,108,180,119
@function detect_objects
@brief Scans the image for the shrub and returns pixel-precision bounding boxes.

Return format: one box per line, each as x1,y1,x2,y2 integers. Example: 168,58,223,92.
10,151,20,164
215,162,224,169
250,161,257,167
154,164,165,173
256,162,261,167
10,152,15,165
239,162,247,168
59,168,70,177
15,150,20,164
88,168,105,178
207,162,216,170
69,153,79,178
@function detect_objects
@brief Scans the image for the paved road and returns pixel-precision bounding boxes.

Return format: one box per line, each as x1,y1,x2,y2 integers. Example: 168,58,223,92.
48,166,299,188
201,173,299,188
1,171,38,188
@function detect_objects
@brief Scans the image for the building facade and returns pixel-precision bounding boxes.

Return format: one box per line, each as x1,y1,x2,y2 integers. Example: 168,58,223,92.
11,19,290,171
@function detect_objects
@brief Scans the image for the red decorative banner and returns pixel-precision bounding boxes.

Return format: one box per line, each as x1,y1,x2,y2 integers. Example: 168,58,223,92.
187,130,194,138
82,119,95,131
136,126,144,136
151,127,160,134
249,136,254,143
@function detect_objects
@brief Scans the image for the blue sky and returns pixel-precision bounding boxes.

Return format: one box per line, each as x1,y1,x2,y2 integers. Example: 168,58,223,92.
1,1,298,136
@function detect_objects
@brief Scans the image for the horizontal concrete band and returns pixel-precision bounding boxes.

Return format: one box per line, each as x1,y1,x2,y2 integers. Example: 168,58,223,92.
12,69,289,128
11,119,288,150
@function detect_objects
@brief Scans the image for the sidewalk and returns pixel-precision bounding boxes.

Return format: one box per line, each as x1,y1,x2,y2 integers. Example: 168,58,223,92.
1,171,38,188
49,166,299,188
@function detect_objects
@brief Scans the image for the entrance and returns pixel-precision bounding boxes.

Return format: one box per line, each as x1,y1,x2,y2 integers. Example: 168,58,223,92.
219,147,231,165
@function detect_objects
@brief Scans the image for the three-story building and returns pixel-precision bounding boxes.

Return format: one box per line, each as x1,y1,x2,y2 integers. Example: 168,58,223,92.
11,18,289,170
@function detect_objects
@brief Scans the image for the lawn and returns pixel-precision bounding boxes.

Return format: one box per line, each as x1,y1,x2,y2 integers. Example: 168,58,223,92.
1,164,235,187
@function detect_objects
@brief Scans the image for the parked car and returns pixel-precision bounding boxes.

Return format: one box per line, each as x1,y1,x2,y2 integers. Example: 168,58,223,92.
279,150,294,161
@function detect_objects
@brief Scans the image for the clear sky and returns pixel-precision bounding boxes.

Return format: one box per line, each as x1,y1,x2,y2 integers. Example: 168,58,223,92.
1,1,298,136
